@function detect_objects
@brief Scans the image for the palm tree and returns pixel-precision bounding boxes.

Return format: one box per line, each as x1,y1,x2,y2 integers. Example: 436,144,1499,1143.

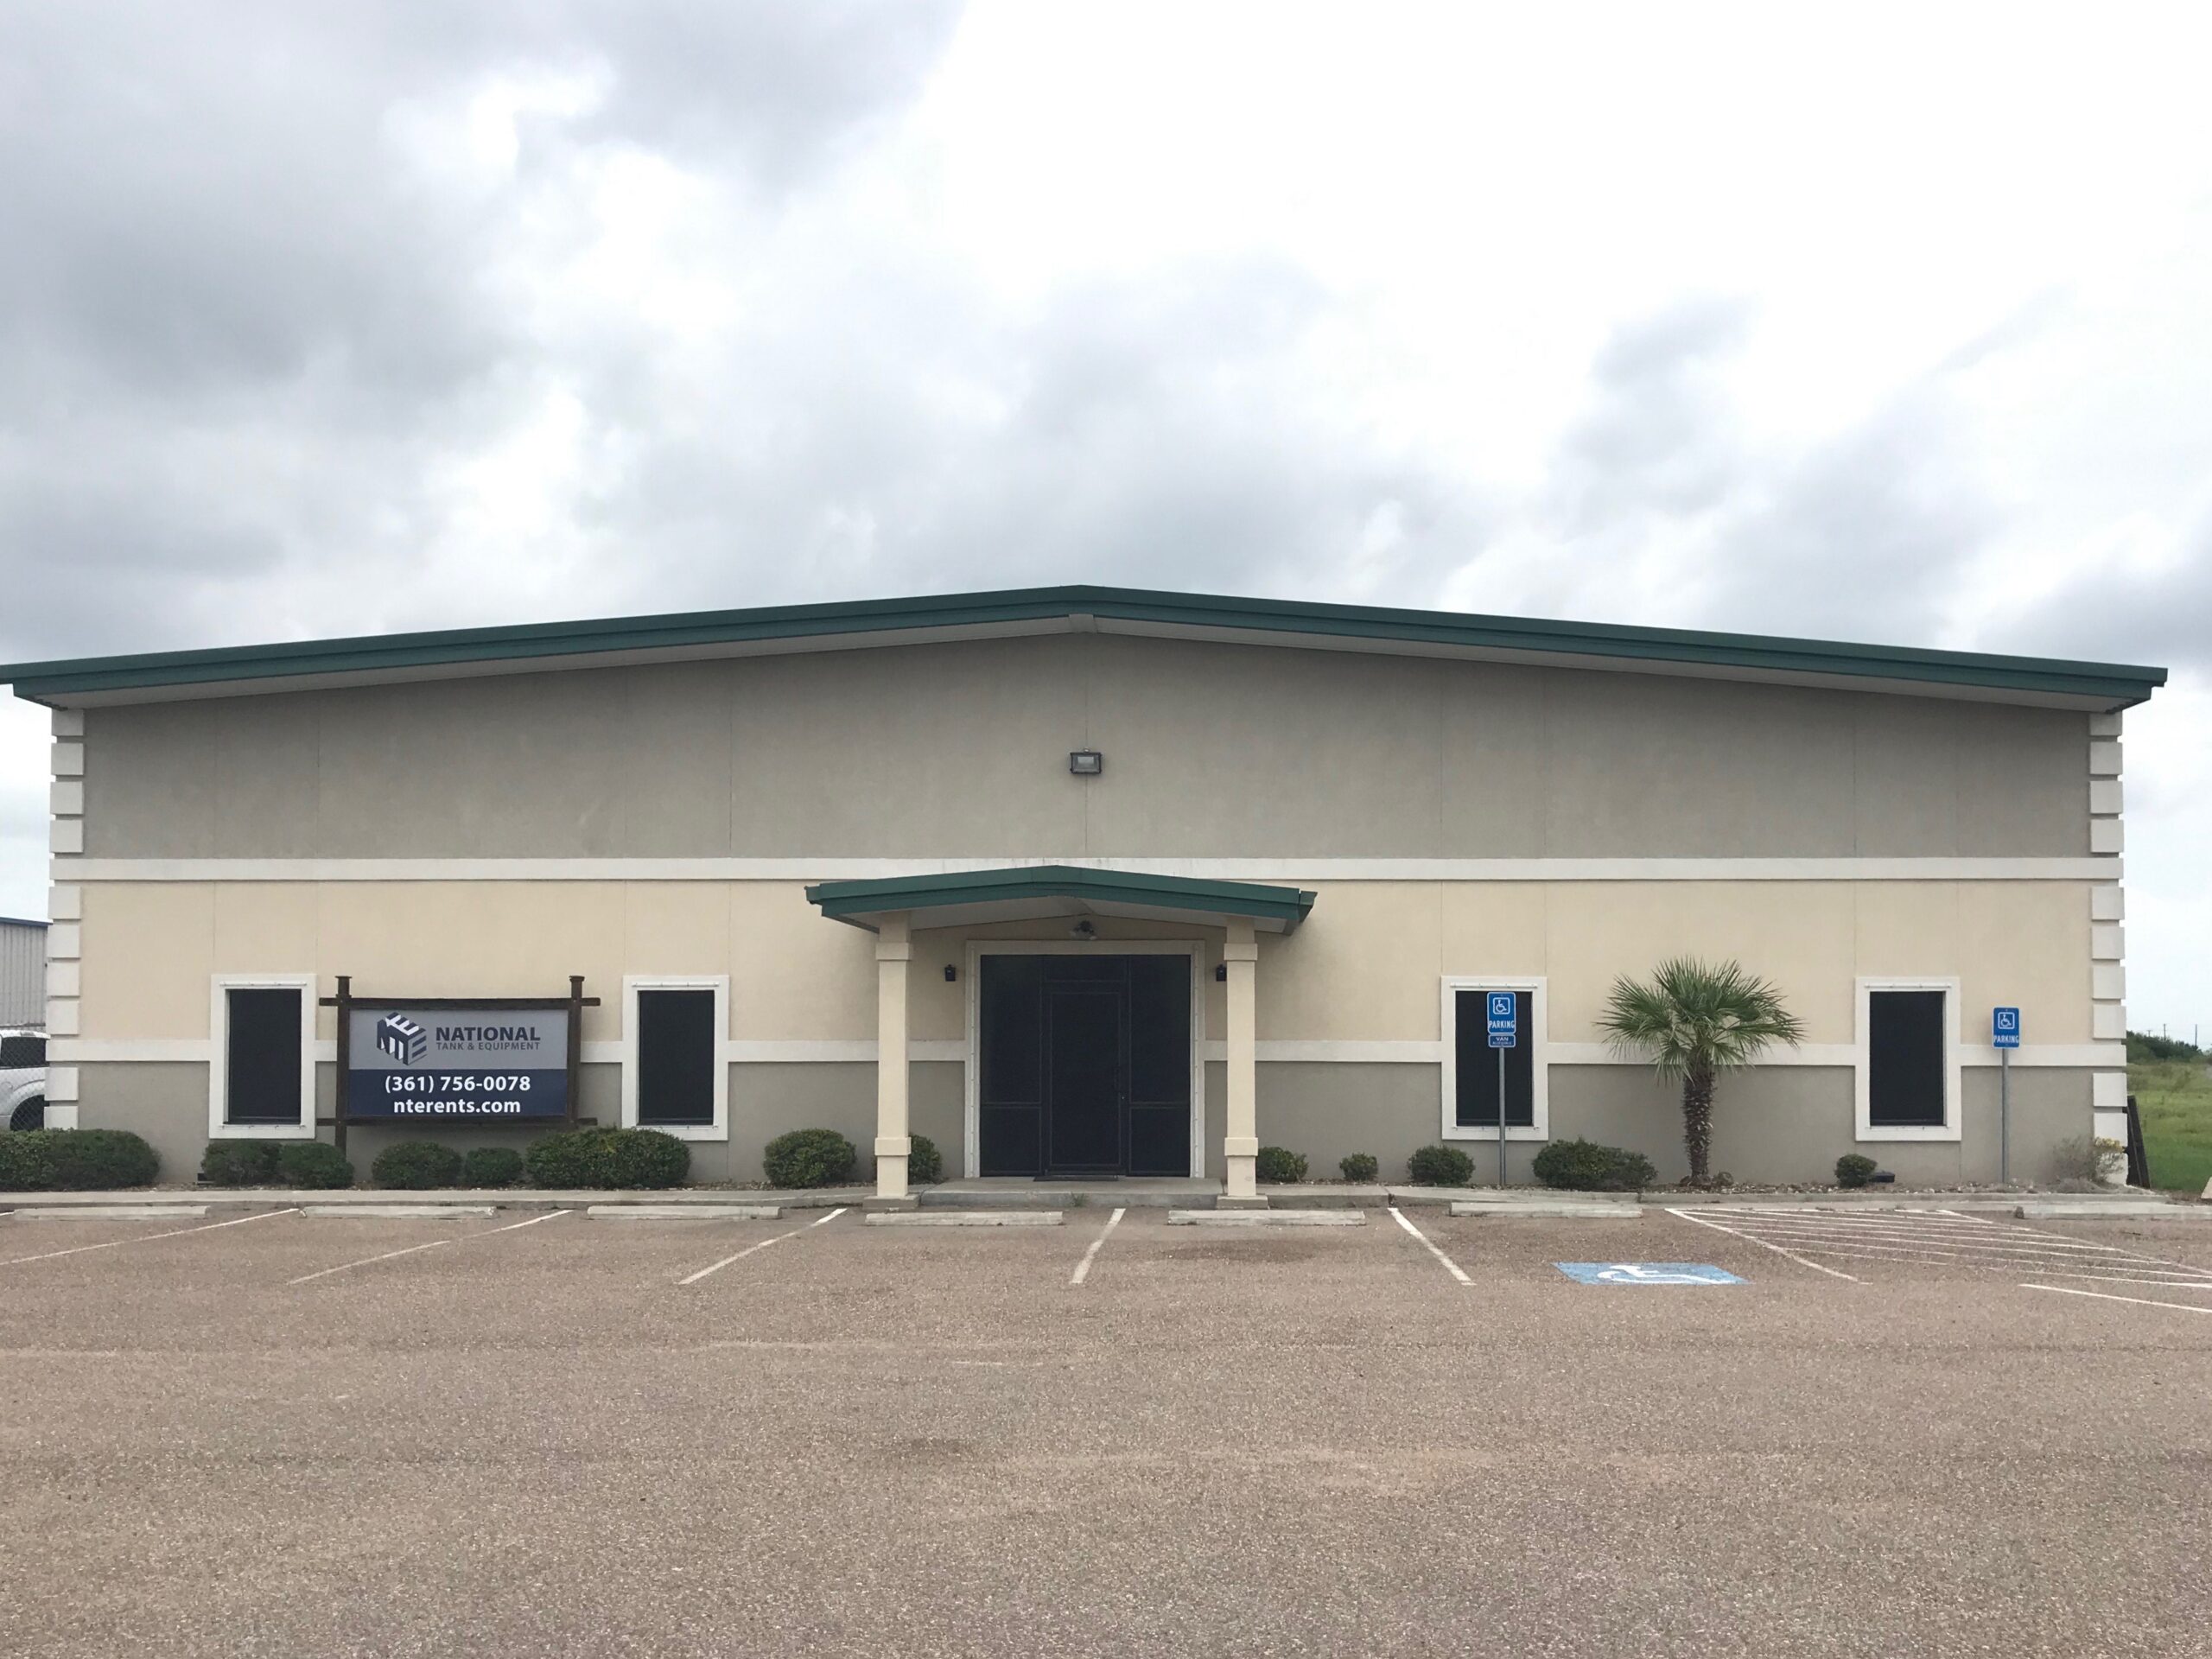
1598,957,1805,1185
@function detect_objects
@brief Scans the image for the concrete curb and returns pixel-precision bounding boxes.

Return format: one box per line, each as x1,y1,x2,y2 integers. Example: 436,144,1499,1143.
303,1204,497,1220
10,1204,211,1222
864,1211,1064,1228
1166,1209,1365,1227
2015,1200,2209,1220
0,1186,872,1211
585,1204,780,1221
1449,1200,1641,1219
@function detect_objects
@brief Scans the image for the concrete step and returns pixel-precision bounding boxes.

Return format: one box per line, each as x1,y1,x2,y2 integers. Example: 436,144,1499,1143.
864,1211,1065,1227
920,1185,1217,1211
1166,1209,1366,1227
1450,1200,1641,1219
302,1204,497,1220
586,1204,780,1221
10,1205,211,1222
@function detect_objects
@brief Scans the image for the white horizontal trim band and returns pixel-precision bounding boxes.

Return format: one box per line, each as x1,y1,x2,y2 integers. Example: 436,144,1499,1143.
49,1037,976,1065
49,855,2120,885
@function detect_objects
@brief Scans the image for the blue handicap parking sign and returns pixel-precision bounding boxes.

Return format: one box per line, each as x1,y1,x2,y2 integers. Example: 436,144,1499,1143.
1993,1006,2021,1049
1555,1262,1744,1286
1486,990,1517,1049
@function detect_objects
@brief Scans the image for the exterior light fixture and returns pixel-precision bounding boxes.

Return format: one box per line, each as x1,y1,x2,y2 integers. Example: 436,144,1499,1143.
1068,750,1103,776
1215,963,1227,982
1071,918,1097,941
944,963,957,982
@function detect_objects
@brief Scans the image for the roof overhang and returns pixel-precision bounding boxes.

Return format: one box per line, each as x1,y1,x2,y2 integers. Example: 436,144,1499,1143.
804,864,1316,935
0,585,2167,714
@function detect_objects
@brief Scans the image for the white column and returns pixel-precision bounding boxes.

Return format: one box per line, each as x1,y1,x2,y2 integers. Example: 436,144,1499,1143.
874,914,912,1200
1223,919,1259,1200
46,707,86,1129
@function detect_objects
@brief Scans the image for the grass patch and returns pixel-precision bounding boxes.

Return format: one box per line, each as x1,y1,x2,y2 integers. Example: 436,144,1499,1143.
2133,1059,2212,1195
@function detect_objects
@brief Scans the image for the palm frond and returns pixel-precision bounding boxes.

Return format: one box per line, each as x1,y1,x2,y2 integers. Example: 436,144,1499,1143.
1596,956,1806,1082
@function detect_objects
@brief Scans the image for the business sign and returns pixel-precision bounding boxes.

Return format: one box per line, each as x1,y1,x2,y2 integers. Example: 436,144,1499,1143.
345,1005,569,1121
1486,991,1518,1049
1993,1006,2021,1049
1554,1262,1745,1286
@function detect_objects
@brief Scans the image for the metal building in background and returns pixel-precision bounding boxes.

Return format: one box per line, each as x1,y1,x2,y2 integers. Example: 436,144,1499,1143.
0,917,48,1028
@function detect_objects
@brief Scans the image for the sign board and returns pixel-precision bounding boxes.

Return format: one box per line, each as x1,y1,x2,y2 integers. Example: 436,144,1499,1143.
1486,990,1518,1049
1555,1262,1745,1286
345,1004,570,1122
1992,1006,2021,1049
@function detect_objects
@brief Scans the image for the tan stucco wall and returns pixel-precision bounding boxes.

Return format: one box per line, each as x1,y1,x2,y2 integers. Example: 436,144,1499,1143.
79,632,2095,861
71,877,2099,1048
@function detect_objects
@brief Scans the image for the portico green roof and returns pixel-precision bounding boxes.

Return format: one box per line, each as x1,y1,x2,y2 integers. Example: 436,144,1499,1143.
805,865,1317,933
0,583,2166,711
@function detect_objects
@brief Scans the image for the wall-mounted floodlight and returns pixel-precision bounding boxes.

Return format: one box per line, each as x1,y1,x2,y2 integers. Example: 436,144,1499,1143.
1069,750,1103,775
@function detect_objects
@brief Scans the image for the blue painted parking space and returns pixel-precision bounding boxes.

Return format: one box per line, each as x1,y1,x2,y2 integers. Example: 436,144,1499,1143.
1555,1262,1744,1286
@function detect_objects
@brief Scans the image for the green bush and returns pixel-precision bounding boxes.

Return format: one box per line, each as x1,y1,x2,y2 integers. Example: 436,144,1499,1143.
0,1129,160,1191
1532,1139,1657,1192
1834,1153,1878,1189
1255,1145,1307,1183
762,1128,859,1189
200,1139,283,1185
461,1147,525,1188
1338,1153,1379,1183
276,1141,355,1189
371,1140,464,1190
523,1128,690,1190
1408,1144,1475,1186
906,1134,944,1185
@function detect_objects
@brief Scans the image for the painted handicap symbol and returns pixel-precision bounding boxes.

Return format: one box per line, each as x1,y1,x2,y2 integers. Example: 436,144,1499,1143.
1554,1262,1744,1285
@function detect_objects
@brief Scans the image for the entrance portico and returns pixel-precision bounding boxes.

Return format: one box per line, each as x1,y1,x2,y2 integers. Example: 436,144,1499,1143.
804,866,1315,1202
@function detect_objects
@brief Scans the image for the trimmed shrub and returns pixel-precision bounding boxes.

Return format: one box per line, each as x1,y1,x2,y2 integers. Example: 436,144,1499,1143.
524,1128,690,1190
596,1128,689,1189
371,1140,464,1191
1255,1145,1308,1184
1338,1153,1379,1183
1532,1138,1657,1192
276,1141,355,1190
1408,1143,1475,1186
762,1128,859,1189
907,1133,944,1185
0,1128,159,1191
1834,1153,1878,1189
461,1146,525,1188
200,1139,283,1186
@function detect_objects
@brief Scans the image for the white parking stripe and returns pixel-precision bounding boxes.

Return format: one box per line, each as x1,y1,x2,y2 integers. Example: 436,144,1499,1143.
1070,1207,1127,1286
0,1205,297,1267
1688,1206,2212,1287
286,1208,570,1286
2024,1284,2212,1317
1389,1206,1471,1286
677,1206,845,1286
1667,1206,1861,1281
1684,1226,2194,1264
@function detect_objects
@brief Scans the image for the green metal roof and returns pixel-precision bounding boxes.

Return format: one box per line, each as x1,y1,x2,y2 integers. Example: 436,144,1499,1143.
805,865,1317,932
0,583,2168,709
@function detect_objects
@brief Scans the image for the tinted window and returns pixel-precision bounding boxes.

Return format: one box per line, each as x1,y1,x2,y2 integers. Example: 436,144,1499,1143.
1454,989,1535,1128
1869,990,1947,1127
637,989,716,1127
226,988,303,1125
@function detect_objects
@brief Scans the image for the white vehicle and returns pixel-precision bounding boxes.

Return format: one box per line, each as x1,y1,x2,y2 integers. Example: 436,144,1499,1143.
0,1030,45,1131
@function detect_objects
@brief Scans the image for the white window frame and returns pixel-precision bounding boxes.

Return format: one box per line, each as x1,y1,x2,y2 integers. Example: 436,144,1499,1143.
207,974,318,1141
1855,976,1961,1143
1440,976,1549,1142
622,976,729,1142
963,940,1207,1181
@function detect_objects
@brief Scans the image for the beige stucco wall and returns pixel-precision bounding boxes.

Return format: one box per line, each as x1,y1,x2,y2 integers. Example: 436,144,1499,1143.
63,874,2105,1184
79,632,2095,861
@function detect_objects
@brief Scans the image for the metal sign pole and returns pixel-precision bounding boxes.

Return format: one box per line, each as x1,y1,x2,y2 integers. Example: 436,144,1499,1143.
1999,1047,2010,1185
1497,1046,1508,1187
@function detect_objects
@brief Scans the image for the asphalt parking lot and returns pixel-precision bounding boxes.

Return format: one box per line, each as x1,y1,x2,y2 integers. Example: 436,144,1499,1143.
3,1204,2209,1657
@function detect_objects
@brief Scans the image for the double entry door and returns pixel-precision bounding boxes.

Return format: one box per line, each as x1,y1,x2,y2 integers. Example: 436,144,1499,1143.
978,953,1192,1178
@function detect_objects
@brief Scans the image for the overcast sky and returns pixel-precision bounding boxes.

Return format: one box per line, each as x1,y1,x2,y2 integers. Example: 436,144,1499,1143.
0,2,2205,1035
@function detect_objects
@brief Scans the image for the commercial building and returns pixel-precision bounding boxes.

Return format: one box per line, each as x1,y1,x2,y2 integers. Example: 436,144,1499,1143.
1,586,2163,1197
